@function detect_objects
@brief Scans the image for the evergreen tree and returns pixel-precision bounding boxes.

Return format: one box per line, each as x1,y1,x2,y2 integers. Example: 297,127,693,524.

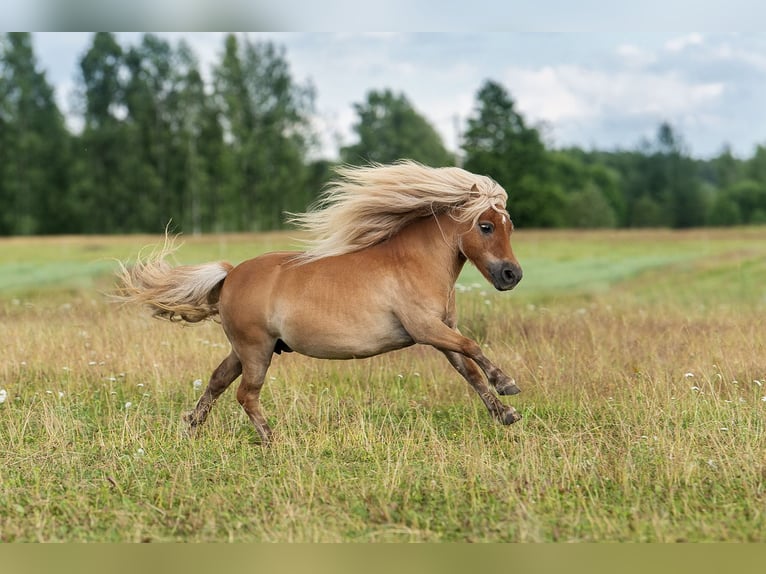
70,32,133,233
0,33,72,234
176,40,226,234
654,123,707,228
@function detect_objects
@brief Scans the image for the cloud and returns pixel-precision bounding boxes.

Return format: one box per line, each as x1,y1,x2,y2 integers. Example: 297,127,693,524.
711,41,766,71
507,65,724,121
665,33,704,52
616,44,656,68
503,63,726,152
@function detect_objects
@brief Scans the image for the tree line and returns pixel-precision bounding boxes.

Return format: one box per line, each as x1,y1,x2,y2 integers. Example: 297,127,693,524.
1,32,766,235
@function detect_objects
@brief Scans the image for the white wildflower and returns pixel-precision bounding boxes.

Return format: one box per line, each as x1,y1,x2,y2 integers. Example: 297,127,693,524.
192,379,203,390
124,401,132,409
0,389,7,404
684,372,695,379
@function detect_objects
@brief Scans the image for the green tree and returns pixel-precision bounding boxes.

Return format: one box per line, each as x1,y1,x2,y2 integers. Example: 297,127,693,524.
0,33,72,234
725,179,766,224
462,80,563,227
702,145,745,190
549,150,622,227
213,34,315,231
175,41,226,234
341,89,453,167
563,184,618,228
122,34,178,231
70,32,133,233
747,145,766,184
707,191,743,226
655,123,707,228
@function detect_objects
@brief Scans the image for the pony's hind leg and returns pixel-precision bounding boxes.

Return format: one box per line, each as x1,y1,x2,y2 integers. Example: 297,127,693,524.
235,344,275,445
184,351,243,434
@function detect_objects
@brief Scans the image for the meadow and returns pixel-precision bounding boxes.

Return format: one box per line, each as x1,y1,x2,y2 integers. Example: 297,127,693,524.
0,228,765,542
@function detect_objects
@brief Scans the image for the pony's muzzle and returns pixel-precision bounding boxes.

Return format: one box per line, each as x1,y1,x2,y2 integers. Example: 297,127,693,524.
491,262,522,291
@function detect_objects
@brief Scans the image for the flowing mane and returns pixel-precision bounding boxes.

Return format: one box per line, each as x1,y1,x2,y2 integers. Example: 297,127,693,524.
288,160,508,261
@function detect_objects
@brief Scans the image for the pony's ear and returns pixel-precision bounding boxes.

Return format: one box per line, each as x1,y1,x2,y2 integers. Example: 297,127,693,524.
470,183,479,192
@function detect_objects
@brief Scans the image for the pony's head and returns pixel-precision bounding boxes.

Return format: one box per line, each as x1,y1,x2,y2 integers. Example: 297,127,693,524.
457,189,522,291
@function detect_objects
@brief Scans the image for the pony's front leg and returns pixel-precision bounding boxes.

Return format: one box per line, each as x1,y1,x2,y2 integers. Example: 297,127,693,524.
424,321,519,393
441,350,521,425
403,317,521,423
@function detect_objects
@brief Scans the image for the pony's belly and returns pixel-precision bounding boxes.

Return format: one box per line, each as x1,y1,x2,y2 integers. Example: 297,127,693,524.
280,320,415,360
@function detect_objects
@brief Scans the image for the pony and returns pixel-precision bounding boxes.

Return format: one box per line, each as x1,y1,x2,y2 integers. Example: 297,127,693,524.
116,161,523,444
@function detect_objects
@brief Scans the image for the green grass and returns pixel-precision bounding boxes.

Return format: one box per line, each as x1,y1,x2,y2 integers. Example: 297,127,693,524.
1,227,765,541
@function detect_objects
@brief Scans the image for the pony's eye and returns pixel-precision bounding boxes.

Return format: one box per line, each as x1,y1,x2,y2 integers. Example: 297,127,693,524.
478,222,495,234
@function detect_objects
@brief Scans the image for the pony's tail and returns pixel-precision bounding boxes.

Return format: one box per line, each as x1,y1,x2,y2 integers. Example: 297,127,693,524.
114,236,233,324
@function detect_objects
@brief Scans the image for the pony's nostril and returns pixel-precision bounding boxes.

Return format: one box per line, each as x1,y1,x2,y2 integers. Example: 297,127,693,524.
502,267,514,282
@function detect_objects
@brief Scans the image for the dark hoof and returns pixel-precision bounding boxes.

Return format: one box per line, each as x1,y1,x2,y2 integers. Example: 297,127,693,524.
500,408,522,425
496,380,521,396
182,411,202,437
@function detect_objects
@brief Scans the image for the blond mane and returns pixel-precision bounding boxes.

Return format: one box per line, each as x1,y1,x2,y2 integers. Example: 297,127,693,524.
287,160,508,262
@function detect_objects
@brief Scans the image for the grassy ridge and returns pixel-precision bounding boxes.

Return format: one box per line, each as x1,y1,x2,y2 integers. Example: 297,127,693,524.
0,228,765,541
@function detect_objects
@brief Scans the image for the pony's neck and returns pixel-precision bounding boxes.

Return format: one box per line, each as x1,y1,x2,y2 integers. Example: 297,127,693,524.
390,212,467,286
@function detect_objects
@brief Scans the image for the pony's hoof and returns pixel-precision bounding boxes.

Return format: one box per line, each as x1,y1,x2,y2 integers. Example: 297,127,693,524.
500,408,522,425
182,411,201,437
182,410,196,425
496,379,521,396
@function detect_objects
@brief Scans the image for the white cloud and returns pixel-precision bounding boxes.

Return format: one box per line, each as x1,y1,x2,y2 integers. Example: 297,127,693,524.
507,65,723,120
616,44,656,68
712,41,766,71
665,33,704,52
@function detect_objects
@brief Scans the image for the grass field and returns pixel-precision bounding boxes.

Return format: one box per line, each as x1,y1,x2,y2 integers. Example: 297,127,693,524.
1,228,765,542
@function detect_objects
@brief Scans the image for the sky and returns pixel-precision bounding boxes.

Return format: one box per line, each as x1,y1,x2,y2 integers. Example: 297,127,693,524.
28,31,766,160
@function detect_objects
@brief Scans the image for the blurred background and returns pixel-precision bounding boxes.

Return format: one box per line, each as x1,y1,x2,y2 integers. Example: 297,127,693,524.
1,31,765,236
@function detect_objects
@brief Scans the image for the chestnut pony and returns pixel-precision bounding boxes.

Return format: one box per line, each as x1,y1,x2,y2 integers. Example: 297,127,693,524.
117,161,523,444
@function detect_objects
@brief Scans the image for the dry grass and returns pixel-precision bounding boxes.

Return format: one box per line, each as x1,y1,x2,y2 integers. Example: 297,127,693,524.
0,228,765,541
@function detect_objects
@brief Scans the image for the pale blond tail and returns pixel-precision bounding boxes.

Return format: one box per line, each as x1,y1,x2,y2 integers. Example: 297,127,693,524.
114,236,233,323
